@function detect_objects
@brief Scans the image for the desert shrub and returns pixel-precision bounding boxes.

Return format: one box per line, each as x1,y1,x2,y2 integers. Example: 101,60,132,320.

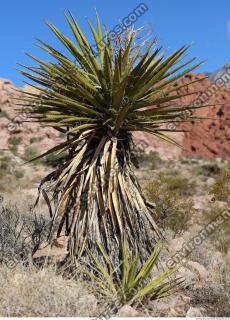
0,156,11,171
8,136,22,155
145,173,194,235
23,145,39,162
0,110,8,118
135,151,163,169
134,151,152,167
209,162,230,201
30,137,43,144
14,170,24,179
0,156,14,190
197,203,230,254
9,145,18,155
0,156,26,190
210,234,230,254
0,200,50,268
43,152,66,167
149,151,163,169
189,282,230,316
196,163,221,177
8,136,22,146
163,174,196,196
181,158,201,165
0,161,11,191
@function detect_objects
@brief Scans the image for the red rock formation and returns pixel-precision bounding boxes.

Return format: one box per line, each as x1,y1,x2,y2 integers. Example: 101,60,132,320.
178,73,230,159
134,73,230,159
0,79,62,153
0,75,230,159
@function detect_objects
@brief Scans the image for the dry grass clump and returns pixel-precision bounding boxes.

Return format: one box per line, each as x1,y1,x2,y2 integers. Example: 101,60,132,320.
0,265,102,317
210,233,230,254
209,162,230,201
201,204,230,254
144,173,195,235
196,201,230,254
0,199,50,268
0,154,27,191
23,145,40,162
189,281,230,316
136,151,164,169
0,156,18,191
0,201,102,316
0,201,106,317
165,174,196,196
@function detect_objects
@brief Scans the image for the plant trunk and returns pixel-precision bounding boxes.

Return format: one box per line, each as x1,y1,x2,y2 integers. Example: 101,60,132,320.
36,132,161,265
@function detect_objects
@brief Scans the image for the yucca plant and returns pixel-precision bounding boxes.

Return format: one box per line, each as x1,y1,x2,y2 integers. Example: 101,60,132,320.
18,11,208,263
85,239,183,305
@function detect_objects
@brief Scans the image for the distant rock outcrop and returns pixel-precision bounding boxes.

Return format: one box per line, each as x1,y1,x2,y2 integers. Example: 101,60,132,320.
208,62,230,87
0,79,62,154
0,74,230,160
135,73,230,159
179,73,230,159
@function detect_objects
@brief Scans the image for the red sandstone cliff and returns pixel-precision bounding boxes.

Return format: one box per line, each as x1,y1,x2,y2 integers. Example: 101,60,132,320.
134,73,230,159
0,75,230,159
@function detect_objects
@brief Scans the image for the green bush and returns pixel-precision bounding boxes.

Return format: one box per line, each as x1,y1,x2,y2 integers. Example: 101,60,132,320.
209,162,230,201
8,137,22,155
196,163,221,177
8,136,22,146
43,152,66,167
24,145,39,162
14,170,24,179
145,173,194,235
152,172,196,196
0,110,9,118
29,137,43,144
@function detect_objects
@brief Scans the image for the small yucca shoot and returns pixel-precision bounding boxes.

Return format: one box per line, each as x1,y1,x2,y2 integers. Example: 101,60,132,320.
18,11,208,263
86,239,183,305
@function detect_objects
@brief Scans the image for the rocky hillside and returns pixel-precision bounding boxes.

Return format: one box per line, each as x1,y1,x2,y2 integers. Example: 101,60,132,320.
0,75,230,160
177,73,230,159
0,78,62,155
208,61,230,87
135,72,230,159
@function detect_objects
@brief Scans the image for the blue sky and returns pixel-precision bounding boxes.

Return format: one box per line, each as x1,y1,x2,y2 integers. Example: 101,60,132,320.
1,0,230,86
